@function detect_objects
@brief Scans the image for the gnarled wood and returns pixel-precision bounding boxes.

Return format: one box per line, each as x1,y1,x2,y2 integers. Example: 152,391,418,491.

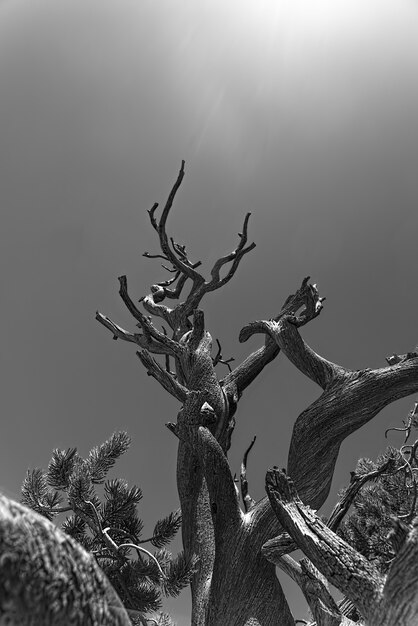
96,166,418,625
244,313,418,544
266,467,418,626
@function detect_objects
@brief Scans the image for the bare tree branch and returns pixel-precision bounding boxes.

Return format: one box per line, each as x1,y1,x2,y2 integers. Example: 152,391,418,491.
239,278,338,390
265,467,383,621
260,532,298,558
222,277,327,399
270,553,354,626
95,312,174,355
186,310,206,353
212,338,235,372
252,355,418,552
240,436,257,512
205,213,256,292
146,162,203,283
158,272,190,300
118,275,182,356
326,456,396,531
385,400,418,444
95,312,139,343
136,350,188,402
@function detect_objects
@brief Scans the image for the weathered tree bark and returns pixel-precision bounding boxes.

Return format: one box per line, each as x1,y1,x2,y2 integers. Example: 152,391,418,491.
0,494,131,625
94,163,418,626
266,467,418,626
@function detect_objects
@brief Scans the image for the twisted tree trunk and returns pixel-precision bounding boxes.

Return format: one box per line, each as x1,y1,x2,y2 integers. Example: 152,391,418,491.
2,165,417,625
96,164,418,625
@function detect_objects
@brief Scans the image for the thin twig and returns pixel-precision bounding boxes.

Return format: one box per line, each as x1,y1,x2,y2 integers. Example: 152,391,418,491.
118,542,165,578
385,401,418,444
326,457,395,531
118,275,182,355
206,213,256,292
241,436,257,512
212,338,235,372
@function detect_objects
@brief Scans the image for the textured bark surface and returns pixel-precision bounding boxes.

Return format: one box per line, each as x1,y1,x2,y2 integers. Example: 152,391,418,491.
95,165,418,625
266,467,418,626
0,494,131,626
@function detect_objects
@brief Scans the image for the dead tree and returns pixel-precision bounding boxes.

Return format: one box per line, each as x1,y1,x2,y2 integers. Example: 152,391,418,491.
96,162,418,626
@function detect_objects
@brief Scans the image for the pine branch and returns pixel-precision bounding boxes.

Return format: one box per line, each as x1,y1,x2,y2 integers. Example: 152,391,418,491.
21,469,67,520
47,447,79,490
61,514,86,541
161,550,199,597
102,478,143,524
67,462,97,504
150,510,182,548
87,432,131,484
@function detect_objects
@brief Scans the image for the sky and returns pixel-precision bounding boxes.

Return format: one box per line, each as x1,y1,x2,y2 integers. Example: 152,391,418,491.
1,0,418,623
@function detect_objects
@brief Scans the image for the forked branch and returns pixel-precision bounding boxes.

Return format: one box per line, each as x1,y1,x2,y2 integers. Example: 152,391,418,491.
222,277,328,400
206,212,256,292
146,161,202,283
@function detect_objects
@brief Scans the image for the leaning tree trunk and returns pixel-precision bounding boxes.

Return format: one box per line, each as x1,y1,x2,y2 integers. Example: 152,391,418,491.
95,163,418,626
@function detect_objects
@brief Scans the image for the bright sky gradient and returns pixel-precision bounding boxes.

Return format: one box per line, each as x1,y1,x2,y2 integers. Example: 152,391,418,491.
1,0,418,623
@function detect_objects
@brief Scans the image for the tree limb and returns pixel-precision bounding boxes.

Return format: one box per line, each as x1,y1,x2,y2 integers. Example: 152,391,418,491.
118,276,183,356
326,456,396,531
95,312,174,355
136,349,188,402
205,213,256,292
249,329,418,546
265,467,383,621
146,162,203,283
260,532,298,558
238,278,338,390
223,277,327,399
240,436,257,512
221,340,280,399
272,554,356,626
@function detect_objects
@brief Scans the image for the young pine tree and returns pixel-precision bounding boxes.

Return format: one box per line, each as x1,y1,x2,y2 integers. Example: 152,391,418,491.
21,431,197,626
